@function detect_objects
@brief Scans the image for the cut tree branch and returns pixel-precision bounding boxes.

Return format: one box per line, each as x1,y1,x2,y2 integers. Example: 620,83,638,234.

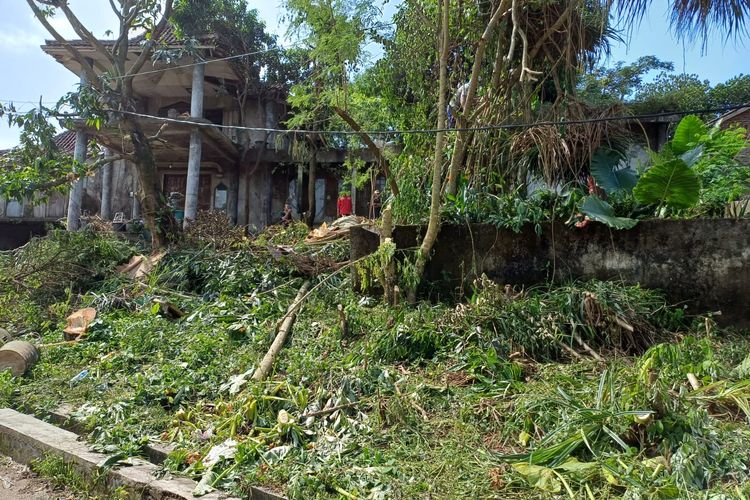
252,281,311,381
334,107,399,196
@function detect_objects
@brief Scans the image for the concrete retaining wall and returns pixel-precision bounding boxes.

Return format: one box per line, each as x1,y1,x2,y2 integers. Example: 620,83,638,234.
351,219,750,327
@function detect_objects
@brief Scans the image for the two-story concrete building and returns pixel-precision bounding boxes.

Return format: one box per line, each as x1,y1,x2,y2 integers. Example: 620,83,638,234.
1,27,378,236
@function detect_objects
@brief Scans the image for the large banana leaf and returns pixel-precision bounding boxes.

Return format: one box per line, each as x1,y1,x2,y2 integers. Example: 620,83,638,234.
633,158,700,209
671,115,707,155
580,196,638,229
590,148,637,194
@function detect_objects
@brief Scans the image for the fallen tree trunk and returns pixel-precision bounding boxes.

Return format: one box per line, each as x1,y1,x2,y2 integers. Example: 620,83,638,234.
252,281,311,381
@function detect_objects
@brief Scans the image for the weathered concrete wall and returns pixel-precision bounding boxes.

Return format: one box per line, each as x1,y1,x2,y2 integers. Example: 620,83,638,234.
0,221,49,250
82,159,137,218
351,220,750,327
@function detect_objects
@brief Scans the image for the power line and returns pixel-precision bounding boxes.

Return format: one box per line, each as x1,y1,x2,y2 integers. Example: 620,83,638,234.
107,44,299,80
114,103,749,137
0,99,59,106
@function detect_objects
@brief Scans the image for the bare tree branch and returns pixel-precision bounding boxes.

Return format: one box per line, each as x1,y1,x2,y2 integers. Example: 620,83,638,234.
446,0,510,196
528,1,576,61
107,0,123,20
26,0,100,88
57,2,116,66
126,0,175,78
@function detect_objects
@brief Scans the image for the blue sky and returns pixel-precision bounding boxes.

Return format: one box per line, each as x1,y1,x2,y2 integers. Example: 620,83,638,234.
0,0,748,149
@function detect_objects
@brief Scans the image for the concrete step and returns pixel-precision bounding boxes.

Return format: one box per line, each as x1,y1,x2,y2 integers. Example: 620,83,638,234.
0,408,242,499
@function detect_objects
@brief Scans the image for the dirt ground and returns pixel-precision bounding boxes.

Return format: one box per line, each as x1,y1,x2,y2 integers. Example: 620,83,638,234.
0,455,76,500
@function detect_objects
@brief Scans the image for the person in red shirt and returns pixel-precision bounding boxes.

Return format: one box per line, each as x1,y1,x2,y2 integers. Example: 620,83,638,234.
337,191,353,217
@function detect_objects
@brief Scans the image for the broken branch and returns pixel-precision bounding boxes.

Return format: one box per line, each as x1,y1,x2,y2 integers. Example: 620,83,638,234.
252,281,311,381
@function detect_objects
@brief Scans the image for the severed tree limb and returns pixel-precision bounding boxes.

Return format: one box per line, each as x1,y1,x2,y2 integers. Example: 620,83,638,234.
334,107,399,196
572,332,604,362
687,373,701,391
252,281,311,381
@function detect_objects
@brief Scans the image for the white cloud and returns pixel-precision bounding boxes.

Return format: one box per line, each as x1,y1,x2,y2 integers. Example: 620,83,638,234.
0,29,43,53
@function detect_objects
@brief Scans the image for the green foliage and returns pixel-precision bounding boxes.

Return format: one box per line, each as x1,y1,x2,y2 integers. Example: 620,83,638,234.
172,0,294,91
31,454,102,497
691,125,750,216
0,230,135,329
578,56,675,105
589,148,637,193
0,103,80,201
442,184,578,234
671,115,709,155
584,114,748,227
633,73,712,113
633,158,701,209
3,221,750,499
580,195,638,229
494,333,750,498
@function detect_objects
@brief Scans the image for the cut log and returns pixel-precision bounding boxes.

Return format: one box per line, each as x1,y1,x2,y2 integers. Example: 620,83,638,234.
0,341,39,376
252,281,311,381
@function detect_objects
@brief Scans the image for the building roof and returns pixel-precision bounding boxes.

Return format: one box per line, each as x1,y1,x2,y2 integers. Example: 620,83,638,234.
43,25,202,49
53,130,77,154
712,104,750,125
1,131,77,160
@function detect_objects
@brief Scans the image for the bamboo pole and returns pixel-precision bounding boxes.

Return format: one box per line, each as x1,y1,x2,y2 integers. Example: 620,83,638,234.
252,281,311,381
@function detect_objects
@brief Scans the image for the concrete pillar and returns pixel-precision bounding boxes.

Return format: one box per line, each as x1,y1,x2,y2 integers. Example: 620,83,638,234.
100,148,113,220
296,164,304,214
264,101,276,147
237,163,248,226
131,176,140,219
66,71,88,231
183,62,205,227
247,163,271,230
227,166,239,225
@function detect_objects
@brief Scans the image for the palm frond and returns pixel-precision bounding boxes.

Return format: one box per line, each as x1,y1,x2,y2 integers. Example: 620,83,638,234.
612,0,750,45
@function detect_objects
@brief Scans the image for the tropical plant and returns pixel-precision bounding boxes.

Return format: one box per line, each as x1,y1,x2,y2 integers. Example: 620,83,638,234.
583,114,748,227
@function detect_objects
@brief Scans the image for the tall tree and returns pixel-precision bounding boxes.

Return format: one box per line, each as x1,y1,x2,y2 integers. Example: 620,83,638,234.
283,0,400,197
21,0,175,247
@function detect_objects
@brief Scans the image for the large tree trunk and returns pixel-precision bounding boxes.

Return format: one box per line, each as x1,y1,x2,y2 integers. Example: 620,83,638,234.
122,117,170,249
408,0,451,303
66,70,89,231
305,149,317,227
